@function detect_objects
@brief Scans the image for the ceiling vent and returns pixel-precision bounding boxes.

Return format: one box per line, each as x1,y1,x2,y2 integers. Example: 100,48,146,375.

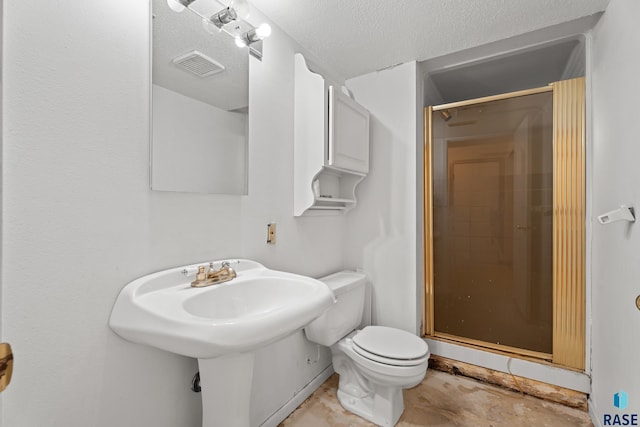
172,51,225,78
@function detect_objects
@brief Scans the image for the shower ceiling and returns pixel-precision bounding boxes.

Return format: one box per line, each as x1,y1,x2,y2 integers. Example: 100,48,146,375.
429,40,583,104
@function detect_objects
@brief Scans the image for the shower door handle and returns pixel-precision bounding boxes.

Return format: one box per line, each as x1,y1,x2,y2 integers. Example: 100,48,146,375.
0,343,13,392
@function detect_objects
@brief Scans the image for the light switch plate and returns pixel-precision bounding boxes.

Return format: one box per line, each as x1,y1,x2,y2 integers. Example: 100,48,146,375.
267,223,276,245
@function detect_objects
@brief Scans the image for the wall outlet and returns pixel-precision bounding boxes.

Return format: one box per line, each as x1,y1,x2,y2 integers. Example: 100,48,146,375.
267,223,276,245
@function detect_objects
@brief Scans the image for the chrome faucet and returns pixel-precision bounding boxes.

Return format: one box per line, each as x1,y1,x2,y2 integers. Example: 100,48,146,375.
191,261,237,287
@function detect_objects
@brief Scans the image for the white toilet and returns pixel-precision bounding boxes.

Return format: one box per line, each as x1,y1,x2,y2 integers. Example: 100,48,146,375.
305,271,430,427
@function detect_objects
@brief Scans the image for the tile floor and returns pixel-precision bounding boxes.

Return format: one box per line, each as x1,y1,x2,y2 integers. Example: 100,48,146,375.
280,370,593,427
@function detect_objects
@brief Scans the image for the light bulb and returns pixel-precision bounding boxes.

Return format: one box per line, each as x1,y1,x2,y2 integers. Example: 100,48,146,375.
235,37,247,48
230,0,250,19
167,0,185,12
255,23,271,39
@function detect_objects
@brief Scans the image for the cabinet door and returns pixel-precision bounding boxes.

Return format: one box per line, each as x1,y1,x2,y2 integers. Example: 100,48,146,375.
328,86,370,173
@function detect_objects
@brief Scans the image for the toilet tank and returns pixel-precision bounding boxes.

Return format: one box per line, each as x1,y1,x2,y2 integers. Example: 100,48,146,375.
304,271,366,347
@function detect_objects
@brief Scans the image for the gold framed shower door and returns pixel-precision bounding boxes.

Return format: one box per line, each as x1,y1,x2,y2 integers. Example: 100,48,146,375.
422,78,585,371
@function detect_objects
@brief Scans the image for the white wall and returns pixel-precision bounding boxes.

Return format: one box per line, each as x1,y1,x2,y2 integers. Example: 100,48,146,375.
239,20,348,278
152,84,247,195
590,0,640,422
344,62,420,334
1,1,345,426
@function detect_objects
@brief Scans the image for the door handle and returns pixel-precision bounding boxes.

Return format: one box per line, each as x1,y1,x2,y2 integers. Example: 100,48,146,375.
0,343,13,392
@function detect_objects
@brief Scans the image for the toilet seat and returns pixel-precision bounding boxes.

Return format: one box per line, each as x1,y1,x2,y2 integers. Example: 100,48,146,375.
351,326,429,367
353,344,429,366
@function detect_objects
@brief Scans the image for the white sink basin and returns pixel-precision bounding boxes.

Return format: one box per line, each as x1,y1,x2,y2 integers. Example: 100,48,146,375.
184,277,320,319
110,260,336,427
109,260,335,359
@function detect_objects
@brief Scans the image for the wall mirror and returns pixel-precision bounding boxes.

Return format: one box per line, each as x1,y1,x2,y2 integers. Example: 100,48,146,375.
151,0,249,194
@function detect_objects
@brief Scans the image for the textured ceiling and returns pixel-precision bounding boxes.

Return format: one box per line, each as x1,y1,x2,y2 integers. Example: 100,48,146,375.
153,0,248,111
250,0,610,80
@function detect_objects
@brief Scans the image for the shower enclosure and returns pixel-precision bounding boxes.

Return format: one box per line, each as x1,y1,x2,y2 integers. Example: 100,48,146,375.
423,78,585,369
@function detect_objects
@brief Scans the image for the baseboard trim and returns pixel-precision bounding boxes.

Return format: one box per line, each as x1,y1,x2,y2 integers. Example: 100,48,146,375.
260,365,335,427
588,398,603,427
430,355,588,411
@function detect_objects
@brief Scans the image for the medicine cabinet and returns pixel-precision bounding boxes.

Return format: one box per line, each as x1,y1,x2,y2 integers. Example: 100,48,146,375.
293,54,370,216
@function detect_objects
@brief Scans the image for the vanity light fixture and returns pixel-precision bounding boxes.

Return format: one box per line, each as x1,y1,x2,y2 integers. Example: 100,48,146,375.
166,0,270,59
204,0,250,30
235,23,271,47
234,23,270,60
208,7,238,28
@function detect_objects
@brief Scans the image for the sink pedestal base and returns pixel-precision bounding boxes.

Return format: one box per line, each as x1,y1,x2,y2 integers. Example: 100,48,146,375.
198,352,255,427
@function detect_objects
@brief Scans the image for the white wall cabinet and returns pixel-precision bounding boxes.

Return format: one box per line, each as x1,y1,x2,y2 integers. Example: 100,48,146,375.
293,54,370,216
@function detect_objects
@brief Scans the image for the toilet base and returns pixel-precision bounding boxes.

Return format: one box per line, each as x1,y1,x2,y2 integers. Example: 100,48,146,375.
331,335,426,427
337,383,404,427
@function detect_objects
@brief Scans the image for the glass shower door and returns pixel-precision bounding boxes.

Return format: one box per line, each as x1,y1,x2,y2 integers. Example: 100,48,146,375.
430,90,554,356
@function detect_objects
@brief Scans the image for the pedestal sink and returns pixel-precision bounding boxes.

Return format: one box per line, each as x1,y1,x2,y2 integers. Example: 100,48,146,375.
109,259,335,427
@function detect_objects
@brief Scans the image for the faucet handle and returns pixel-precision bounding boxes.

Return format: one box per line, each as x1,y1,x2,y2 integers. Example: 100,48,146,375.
221,261,231,268
191,265,207,286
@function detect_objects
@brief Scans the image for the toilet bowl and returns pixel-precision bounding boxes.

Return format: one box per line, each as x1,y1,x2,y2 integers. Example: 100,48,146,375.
304,272,429,427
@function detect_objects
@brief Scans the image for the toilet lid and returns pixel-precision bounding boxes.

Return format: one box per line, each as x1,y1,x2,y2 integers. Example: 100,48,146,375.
352,326,429,361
